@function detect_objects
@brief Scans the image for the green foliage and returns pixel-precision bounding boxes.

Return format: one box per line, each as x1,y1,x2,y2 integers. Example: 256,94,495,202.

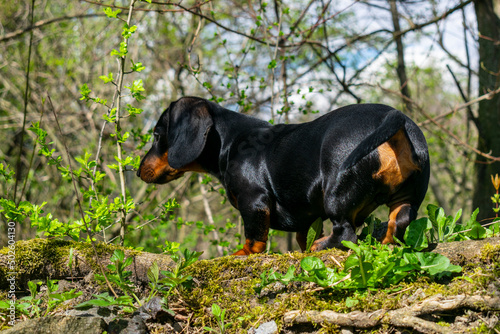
75,292,135,312
130,61,145,72
28,122,62,166
76,248,202,313
305,218,323,252
103,7,121,18
491,174,500,216
204,304,229,334
256,233,463,294
403,218,432,251
89,249,140,310
125,79,146,101
408,205,500,244
427,204,462,242
0,199,83,240
0,279,82,318
0,163,15,182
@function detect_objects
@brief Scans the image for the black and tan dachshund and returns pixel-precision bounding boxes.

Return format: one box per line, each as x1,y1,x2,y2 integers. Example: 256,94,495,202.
137,97,430,255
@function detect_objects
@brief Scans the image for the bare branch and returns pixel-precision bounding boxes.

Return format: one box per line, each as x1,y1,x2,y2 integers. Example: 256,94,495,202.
285,295,500,333
0,13,106,43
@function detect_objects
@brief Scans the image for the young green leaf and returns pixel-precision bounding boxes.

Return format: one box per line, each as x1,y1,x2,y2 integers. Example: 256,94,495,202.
468,222,486,240
415,252,462,278
147,262,159,284
104,7,121,18
404,218,432,250
301,256,325,272
305,218,323,252
99,72,114,83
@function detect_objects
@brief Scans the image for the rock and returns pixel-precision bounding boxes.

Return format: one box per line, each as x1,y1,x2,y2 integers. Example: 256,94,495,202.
249,320,278,334
133,296,165,321
108,316,148,334
66,306,120,323
1,315,107,334
340,327,354,334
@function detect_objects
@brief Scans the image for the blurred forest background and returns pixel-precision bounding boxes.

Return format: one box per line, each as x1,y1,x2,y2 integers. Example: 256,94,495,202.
0,0,499,258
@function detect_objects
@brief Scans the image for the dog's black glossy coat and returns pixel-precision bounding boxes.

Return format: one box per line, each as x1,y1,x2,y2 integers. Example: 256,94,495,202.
137,97,430,255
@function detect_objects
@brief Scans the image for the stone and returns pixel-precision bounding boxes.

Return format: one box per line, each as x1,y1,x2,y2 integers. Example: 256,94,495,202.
249,320,278,334
1,315,107,334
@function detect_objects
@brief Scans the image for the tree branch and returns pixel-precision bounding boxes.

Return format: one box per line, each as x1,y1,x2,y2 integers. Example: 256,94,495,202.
0,13,106,43
284,295,500,333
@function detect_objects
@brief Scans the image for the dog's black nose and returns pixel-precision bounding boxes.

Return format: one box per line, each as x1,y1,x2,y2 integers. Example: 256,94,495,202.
136,168,141,177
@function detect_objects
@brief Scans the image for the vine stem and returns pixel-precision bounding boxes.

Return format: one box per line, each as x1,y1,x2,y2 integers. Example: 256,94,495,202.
115,0,137,245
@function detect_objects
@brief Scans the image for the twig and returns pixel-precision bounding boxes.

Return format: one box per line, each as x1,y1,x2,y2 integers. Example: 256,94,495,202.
447,219,500,238
446,64,478,129
114,0,137,245
46,96,119,299
198,175,224,257
0,13,106,43
329,255,343,269
387,286,413,297
269,3,283,121
418,87,500,127
19,101,44,203
307,273,351,293
82,0,210,13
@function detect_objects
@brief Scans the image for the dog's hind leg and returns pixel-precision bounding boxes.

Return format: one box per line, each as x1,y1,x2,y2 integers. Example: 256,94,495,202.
381,202,417,244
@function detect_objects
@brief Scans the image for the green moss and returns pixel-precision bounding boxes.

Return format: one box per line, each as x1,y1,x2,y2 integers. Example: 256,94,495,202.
480,243,500,263
2,239,499,333
177,247,500,333
0,238,140,290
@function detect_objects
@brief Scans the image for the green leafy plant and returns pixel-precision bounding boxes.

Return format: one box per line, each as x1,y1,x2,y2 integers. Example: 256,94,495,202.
415,205,499,243
0,280,82,318
158,249,203,310
76,249,139,312
204,303,229,334
427,204,462,243
76,248,202,313
255,231,462,294
0,199,83,240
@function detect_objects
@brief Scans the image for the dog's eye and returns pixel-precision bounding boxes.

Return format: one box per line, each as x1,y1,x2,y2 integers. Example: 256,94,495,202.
153,133,159,142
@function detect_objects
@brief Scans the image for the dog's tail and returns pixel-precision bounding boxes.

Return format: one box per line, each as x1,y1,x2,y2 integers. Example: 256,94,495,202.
341,109,412,171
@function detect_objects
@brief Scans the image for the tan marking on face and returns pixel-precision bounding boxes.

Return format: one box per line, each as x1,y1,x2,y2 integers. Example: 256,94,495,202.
373,129,420,191
139,150,206,184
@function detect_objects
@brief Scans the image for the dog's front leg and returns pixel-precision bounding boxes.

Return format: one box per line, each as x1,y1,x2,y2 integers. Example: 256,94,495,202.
232,203,270,256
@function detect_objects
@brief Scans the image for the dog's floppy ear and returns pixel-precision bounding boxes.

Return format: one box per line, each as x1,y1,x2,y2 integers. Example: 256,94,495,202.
167,99,213,169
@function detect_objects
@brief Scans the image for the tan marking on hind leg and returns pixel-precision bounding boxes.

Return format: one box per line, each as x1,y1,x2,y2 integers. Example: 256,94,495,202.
381,202,408,244
374,129,420,191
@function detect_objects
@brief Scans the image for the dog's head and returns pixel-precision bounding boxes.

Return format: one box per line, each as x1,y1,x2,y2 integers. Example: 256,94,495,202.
137,97,213,184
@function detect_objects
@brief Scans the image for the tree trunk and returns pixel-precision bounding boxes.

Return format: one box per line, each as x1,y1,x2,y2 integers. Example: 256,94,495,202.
472,0,500,221
389,0,413,114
